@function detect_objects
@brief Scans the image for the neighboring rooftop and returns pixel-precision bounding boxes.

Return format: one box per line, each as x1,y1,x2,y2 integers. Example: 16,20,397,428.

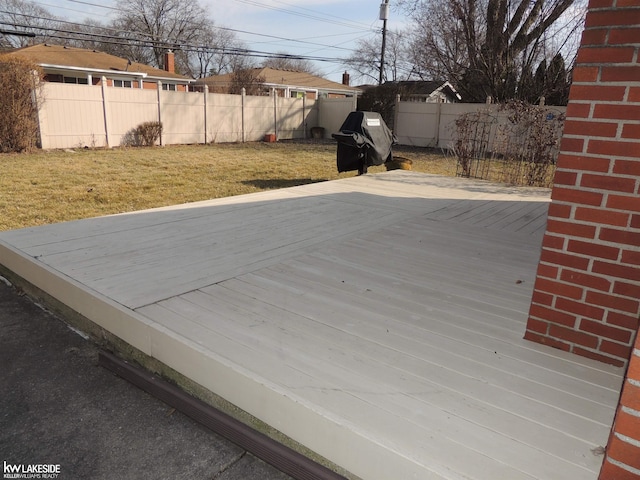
358,80,462,102
6,43,190,82
196,67,360,97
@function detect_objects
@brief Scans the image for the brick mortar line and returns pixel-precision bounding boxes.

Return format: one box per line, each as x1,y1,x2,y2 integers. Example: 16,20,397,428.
614,431,640,448
621,406,640,418
606,457,640,476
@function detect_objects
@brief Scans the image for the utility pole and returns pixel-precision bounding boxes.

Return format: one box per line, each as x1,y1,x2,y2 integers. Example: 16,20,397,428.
378,0,389,85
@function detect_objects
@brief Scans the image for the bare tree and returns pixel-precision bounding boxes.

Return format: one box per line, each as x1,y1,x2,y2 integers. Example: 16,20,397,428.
343,29,411,84
399,0,585,102
404,1,470,83
187,26,248,77
0,0,58,47
112,0,209,70
0,0,251,78
106,0,254,77
261,53,319,75
58,19,124,52
229,68,265,95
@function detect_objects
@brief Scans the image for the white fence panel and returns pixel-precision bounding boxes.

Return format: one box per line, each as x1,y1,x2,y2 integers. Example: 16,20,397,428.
206,93,243,143
38,83,106,149
437,103,493,150
394,102,440,148
244,95,275,142
160,90,205,145
317,98,357,138
106,87,159,147
394,101,566,151
276,97,306,140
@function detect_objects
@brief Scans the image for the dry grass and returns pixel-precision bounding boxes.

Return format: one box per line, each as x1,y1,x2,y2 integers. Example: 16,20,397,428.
0,141,456,231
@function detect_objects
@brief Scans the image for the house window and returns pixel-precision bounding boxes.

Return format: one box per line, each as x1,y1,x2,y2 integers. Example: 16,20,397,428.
63,76,89,85
162,83,177,91
113,79,133,88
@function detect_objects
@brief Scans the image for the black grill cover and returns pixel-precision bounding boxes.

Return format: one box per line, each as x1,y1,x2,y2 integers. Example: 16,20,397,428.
332,111,395,173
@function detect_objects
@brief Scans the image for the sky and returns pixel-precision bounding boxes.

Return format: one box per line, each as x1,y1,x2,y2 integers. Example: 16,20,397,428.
34,0,411,82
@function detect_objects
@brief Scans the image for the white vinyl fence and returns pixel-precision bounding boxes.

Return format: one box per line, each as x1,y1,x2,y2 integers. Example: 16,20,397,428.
35,82,565,154
394,100,566,151
36,83,357,149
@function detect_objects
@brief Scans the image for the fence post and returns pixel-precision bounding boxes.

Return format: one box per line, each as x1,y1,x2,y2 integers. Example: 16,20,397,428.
435,100,442,148
31,71,44,149
273,90,278,140
241,87,246,143
204,85,208,145
394,94,400,132
302,92,307,139
100,76,111,148
157,81,163,146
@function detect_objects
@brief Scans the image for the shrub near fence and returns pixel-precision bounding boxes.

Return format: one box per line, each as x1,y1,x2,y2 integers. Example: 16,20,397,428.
394,98,565,187
394,100,565,152
453,101,565,187
0,56,43,153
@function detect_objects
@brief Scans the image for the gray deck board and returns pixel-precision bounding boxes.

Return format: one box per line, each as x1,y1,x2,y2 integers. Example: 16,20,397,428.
0,171,623,480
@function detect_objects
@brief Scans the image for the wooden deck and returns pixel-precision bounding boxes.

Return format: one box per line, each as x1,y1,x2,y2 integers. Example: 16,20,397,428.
0,171,624,480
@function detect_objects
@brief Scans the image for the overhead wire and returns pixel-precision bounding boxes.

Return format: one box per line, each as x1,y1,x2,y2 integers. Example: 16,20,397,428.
0,17,349,63
257,0,376,30
66,0,120,12
2,0,388,76
25,0,375,54
234,0,378,31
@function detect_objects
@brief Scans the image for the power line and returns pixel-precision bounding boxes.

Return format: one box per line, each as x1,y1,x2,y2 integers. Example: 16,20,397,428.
212,25,367,53
1,1,386,75
66,0,119,12
0,18,349,63
0,28,35,37
234,0,378,32
25,2,372,54
264,0,377,30
34,1,114,18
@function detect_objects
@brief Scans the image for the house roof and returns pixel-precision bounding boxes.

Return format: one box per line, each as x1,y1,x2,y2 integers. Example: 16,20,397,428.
6,44,191,82
196,67,360,94
395,80,462,100
357,80,462,101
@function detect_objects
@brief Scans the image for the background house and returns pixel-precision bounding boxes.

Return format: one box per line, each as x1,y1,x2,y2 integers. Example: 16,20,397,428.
8,44,192,91
358,80,461,103
396,81,461,103
195,67,360,99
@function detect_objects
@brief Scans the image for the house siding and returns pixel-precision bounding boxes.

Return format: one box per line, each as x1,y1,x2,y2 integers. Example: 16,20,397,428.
523,0,640,477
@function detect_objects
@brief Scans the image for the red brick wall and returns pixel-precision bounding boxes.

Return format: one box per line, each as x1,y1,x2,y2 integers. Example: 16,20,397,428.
524,0,640,477
524,0,640,369
600,336,640,479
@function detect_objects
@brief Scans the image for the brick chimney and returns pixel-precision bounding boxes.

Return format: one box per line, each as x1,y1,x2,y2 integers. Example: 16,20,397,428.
342,71,350,86
164,50,175,73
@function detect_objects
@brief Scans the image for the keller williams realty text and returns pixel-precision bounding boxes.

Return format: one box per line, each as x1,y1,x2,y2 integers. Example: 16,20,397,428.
3,462,60,479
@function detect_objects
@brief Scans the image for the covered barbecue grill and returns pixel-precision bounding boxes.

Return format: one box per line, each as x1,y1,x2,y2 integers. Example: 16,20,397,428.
332,111,396,174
